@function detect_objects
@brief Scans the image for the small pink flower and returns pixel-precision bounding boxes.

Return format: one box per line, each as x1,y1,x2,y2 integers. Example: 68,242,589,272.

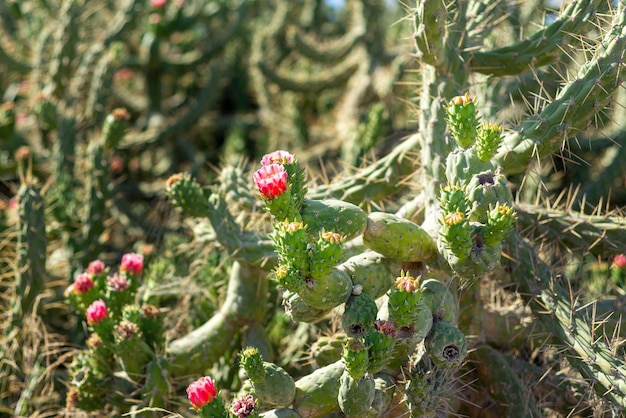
613,254,626,269
86,259,105,275
86,300,108,325
186,376,217,410
120,253,143,276
261,150,294,166
230,394,257,418
151,0,167,8
107,273,129,291
73,273,94,294
253,164,288,200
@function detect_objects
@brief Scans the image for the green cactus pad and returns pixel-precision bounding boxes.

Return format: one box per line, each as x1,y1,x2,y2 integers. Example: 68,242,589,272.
300,199,367,242
366,374,396,417
294,360,345,418
298,268,352,311
342,292,378,338
311,333,348,367
342,338,369,380
409,302,434,343
337,251,400,299
445,230,503,280
419,278,458,325
362,212,437,262
425,321,468,369
337,371,375,417
445,148,493,186
251,362,297,408
283,291,330,323
364,324,396,374
465,170,513,223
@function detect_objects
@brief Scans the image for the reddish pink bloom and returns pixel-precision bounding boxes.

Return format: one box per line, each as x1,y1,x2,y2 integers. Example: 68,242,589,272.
120,253,144,276
87,259,105,275
86,300,108,325
253,164,288,199
187,376,217,410
107,273,129,291
73,273,94,294
613,254,626,269
151,0,167,8
261,150,294,166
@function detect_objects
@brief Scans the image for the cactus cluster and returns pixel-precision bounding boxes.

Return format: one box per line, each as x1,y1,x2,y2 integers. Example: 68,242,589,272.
2,0,626,417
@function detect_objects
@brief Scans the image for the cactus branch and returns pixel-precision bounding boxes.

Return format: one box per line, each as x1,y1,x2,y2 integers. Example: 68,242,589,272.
504,232,626,408
496,1,626,174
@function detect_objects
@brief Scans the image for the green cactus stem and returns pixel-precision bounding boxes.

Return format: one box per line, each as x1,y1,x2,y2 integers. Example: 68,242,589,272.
420,278,458,325
141,356,170,410
14,182,46,317
300,199,368,242
337,251,400,300
470,344,541,417
342,337,369,380
504,232,626,407
311,333,347,368
282,291,330,324
342,291,377,338
495,1,626,174
515,204,626,257
166,173,210,218
337,371,375,417
293,360,345,418
308,231,344,279
167,262,268,375
240,347,296,408
272,221,309,273
387,271,427,329
298,268,352,311
424,321,468,369
467,0,605,76
365,321,396,374
465,170,514,223
362,212,437,262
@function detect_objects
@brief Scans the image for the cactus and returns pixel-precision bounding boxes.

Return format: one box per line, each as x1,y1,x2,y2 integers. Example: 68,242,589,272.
4,0,626,416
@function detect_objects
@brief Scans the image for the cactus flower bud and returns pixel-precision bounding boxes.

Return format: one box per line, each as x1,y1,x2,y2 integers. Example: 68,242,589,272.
74,273,95,294
86,259,105,275
446,93,479,148
254,164,288,200
240,347,266,383
86,300,108,325
439,184,469,215
388,271,426,329
166,173,209,218
120,253,143,276
613,254,626,269
482,203,517,247
261,150,294,166
342,338,369,380
309,231,344,279
475,122,503,162
186,376,218,410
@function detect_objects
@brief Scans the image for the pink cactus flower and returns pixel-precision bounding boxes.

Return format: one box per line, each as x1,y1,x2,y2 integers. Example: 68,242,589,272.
73,273,94,294
86,300,108,325
261,150,294,166
253,164,288,200
86,259,105,275
186,376,217,410
230,394,257,417
613,254,626,269
120,253,144,276
107,273,129,291
151,0,167,8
